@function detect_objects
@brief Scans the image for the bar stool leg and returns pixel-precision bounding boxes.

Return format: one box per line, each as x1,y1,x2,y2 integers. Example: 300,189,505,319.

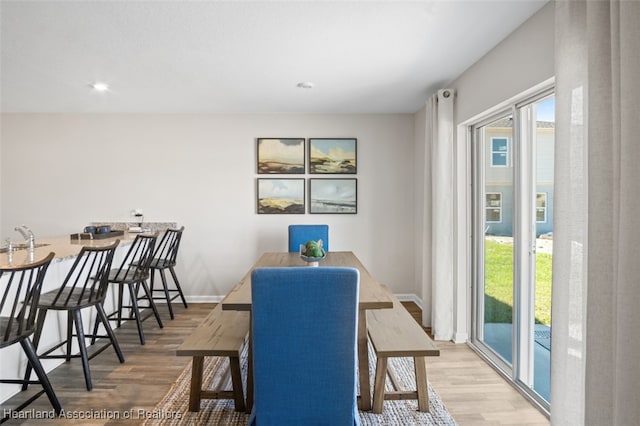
117,285,125,328
169,266,188,308
96,303,125,363
20,338,62,415
72,309,93,391
127,283,147,345
93,287,122,344
139,280,164,328
159,269,175,319
65,311,73,362
22,308,48,391
91,311,100,345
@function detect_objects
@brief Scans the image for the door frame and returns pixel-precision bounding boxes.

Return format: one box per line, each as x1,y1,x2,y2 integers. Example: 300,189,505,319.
464,84,555,414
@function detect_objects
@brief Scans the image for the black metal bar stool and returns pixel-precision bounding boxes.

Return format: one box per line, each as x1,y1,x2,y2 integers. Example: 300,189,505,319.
139,227,187,320
1,252,61,418
96,233,162,345
24,241,124,391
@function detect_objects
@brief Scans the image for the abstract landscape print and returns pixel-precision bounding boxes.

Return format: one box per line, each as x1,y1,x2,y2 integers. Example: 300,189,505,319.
310,178,357,214
257,178,305,214
309,138,357,174
257,138,305,174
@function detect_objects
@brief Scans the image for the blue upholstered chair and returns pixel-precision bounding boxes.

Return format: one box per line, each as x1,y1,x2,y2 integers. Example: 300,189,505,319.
287,224,329,252
250,267,360,426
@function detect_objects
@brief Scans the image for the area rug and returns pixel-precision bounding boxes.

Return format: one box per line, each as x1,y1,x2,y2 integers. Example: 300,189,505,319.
143,344,456,425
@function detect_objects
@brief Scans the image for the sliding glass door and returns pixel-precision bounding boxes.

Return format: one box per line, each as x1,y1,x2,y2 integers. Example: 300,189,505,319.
475,113,515,373
471,91,554,410
531,95,554,403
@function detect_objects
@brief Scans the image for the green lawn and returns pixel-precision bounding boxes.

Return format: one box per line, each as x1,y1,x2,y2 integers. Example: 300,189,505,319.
484,239,552,325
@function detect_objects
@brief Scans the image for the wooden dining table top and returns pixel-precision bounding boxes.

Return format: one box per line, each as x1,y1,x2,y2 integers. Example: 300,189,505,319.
221,251,394,311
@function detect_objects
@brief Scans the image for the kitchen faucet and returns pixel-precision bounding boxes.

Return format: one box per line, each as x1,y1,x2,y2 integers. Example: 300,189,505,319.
15,224,35,250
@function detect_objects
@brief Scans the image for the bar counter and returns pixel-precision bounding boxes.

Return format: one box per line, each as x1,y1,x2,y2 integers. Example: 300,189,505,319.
0,232,141,405
0,232,137,268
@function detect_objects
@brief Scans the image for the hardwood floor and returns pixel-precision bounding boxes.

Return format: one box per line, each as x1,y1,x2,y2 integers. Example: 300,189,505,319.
1,302,549,425
401,303,549,426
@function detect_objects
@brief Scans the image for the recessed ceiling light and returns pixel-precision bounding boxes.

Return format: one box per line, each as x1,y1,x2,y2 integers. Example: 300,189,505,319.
296,82,314,89
91,82,109,92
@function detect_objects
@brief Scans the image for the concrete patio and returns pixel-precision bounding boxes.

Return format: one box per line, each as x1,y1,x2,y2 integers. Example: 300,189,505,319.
484,323,551,402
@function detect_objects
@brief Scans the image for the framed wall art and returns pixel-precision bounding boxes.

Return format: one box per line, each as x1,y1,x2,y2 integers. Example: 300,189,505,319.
257,138,305,174
257,178,305,214
309,138,357,174
309,178,357,214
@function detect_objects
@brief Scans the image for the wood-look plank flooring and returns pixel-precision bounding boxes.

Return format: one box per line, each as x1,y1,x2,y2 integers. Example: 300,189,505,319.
401,303,549,426
1,302,549,425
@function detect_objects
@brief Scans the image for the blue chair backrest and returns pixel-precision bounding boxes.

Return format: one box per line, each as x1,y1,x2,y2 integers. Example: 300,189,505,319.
250,267,360,426
288,224,329,252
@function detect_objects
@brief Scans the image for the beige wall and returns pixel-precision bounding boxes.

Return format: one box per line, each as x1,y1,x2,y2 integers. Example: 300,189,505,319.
1,113,416,298
453,3,555,124
448,2,555,338
412,2,555,331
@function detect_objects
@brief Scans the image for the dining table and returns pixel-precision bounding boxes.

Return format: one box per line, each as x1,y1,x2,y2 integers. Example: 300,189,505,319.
220,250,394,412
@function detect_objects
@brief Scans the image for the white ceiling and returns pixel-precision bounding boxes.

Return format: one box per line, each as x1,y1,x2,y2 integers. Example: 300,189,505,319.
1,1,548,114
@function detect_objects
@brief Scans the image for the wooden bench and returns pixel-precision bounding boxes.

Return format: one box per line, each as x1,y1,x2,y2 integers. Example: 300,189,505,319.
176,304,250,412
367,285,440,414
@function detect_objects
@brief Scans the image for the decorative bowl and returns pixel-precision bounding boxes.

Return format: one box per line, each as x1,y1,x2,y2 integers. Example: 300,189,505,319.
300,250,326,264
299,241,326,266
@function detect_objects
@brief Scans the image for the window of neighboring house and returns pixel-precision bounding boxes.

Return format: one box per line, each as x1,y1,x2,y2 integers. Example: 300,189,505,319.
536,192,547,222
486,192,502,222
491,137,509,167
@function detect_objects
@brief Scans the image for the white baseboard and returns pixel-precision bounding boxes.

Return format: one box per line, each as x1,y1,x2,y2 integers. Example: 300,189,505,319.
453,332,469,344
395,293,424,311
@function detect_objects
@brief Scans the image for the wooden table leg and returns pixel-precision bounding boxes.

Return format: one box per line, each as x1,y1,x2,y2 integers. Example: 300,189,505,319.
189,356,204,412
415,356,430,412
357,309,372,411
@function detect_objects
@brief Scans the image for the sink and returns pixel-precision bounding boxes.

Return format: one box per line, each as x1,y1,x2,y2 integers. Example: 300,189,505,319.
0,242,50,254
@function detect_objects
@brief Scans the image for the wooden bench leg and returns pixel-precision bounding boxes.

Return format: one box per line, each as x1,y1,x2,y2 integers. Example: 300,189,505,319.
229,356,245,412
371,355,433,414
414,356,430,412
372,356,388,414
189,356,204,412
358,309,373,411
245,319,254,414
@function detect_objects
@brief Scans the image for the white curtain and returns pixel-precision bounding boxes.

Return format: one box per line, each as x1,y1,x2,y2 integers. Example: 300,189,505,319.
553,1,640,424
425,89,455,341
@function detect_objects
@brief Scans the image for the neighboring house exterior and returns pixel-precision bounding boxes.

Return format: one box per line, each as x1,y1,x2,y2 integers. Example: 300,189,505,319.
484,119,554,237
